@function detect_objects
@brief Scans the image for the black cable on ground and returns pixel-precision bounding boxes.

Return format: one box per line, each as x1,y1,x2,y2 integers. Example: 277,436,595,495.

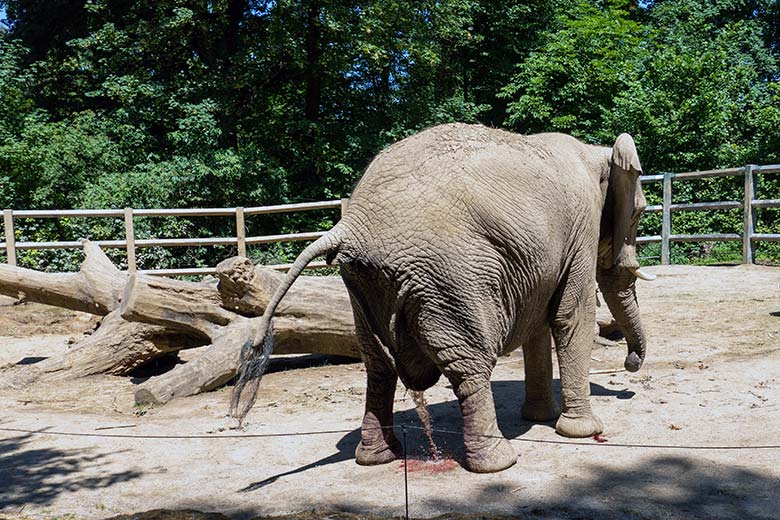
2,424,780,450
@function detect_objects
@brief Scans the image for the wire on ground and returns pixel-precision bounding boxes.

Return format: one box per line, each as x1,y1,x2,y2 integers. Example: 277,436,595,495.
1,425,779,451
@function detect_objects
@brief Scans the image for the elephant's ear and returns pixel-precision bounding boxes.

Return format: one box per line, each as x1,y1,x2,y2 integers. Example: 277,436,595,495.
607,133,646,269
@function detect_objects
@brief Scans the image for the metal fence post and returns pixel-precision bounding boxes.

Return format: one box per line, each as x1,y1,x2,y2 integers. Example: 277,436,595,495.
3,209,16,266
661,171,672,265
743,165,756,264
124,207,136,273
236,206,247,257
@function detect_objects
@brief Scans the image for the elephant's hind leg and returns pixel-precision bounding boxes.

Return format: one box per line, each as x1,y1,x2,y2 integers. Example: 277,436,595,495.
521,325,560,422
352,310,402,466
421,323,516,473
458,383,518,473
551,264,603,438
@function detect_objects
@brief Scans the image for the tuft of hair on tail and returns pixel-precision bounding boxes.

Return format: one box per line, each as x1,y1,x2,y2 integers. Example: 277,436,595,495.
226,225,346,426
230,319,274,426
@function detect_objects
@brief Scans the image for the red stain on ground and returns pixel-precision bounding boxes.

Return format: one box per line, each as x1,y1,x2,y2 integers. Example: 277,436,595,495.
592,434,609,443
400,456,460,474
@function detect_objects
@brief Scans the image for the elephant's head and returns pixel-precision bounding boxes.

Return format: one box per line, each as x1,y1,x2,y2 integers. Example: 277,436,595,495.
597,133,651,372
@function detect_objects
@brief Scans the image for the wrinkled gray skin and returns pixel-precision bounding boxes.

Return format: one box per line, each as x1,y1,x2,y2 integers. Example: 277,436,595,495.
233,123,649,473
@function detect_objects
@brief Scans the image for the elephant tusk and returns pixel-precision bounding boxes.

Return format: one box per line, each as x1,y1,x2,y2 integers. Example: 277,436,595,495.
630,267,656,281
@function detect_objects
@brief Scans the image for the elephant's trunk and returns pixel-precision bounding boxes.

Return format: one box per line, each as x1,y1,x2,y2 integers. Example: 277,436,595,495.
597,269,647,372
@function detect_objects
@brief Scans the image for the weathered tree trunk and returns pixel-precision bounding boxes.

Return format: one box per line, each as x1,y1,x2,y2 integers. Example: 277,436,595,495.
215,256,358,356
0,243,360,405
121,257,359,405
2,242,621,404
0,311,206,390
597,315,622,339
0,243,205,390
0,241,124,315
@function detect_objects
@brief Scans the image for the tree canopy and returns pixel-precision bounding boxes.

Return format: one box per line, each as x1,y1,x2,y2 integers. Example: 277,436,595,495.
0,0,778,268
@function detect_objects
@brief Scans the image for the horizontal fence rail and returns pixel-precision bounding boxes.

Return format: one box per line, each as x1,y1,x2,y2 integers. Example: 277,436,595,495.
1,164,778,274
1,200,348,276
639,164,780,264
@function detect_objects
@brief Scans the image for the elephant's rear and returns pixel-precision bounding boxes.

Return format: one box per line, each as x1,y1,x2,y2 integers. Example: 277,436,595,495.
338,123,601,365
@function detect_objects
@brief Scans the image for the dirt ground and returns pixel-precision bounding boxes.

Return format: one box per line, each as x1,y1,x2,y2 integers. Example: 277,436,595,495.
0,264,779,520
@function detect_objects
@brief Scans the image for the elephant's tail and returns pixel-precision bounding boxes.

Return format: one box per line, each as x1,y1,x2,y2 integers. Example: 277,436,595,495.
229,224,347,424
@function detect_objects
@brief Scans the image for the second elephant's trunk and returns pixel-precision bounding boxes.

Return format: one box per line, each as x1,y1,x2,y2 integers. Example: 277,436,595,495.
598,269,647,372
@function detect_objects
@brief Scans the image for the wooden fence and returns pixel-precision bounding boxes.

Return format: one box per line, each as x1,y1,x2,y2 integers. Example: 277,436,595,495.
1,199,349,276
637,164,780,264
1,163,779,275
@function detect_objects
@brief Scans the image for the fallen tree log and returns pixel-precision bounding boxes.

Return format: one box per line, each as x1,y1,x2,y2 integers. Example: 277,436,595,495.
1,242,619,405
120,257,360,405
0,241,124,315
0,243,205,390
215,256,359,357
0,241,360,405
597,316,623,339
0,311,206,390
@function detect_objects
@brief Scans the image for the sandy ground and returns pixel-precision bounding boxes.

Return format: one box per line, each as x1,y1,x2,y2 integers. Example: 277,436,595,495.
0,264,779,520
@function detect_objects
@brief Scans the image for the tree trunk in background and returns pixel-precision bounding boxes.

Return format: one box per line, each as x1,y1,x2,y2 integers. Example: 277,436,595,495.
224,0,247,57
304,0,322,124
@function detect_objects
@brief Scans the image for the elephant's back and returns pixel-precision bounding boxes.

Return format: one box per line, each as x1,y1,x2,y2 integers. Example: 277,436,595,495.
346,123,600,255
355,123,553,189
354,123,595,202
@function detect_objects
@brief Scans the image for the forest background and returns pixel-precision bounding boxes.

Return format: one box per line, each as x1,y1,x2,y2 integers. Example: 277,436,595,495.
0,0,778,272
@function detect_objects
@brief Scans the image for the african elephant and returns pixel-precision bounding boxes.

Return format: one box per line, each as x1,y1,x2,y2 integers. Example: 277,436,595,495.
232,123,651,473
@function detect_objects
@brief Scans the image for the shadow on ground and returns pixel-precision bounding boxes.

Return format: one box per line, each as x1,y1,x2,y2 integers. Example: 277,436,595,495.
132,455,780,519
128,353,360,383
0,432,141,511
239,380,630,491
265,354,360,374
418,454,780,519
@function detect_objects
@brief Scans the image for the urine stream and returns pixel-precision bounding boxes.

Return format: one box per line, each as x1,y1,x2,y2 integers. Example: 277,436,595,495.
410,390,441,460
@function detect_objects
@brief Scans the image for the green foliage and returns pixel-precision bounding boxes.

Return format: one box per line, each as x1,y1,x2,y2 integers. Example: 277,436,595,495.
502,0,646,142
503,0,780,265
609,0,780,173
0,0,778,271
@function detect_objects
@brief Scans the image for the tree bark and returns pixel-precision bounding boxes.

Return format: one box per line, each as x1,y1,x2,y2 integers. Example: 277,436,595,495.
597,315,622,338
304,0,322,123
1,245,360,405
0,311,206,390
0,242,206,390
2,243,621,404
0,240,124,315
215,256,359,357
121,258,359,405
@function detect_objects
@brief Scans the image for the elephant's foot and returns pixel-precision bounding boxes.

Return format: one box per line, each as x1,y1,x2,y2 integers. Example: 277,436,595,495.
555,412,603,438
355,433,402,466
521,399,560,422
464,435,517,473
457,385,517,473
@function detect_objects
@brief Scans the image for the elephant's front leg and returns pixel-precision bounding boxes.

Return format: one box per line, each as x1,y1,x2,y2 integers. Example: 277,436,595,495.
521,324,560,422
456,381,517,473
552,272,603,438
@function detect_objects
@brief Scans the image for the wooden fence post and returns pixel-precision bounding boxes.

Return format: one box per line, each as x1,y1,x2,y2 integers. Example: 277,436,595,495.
235,206,247,257
3,209,16,266
340,197,350,217
124,207,136,273
661,171,672,265
743,164,756,264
